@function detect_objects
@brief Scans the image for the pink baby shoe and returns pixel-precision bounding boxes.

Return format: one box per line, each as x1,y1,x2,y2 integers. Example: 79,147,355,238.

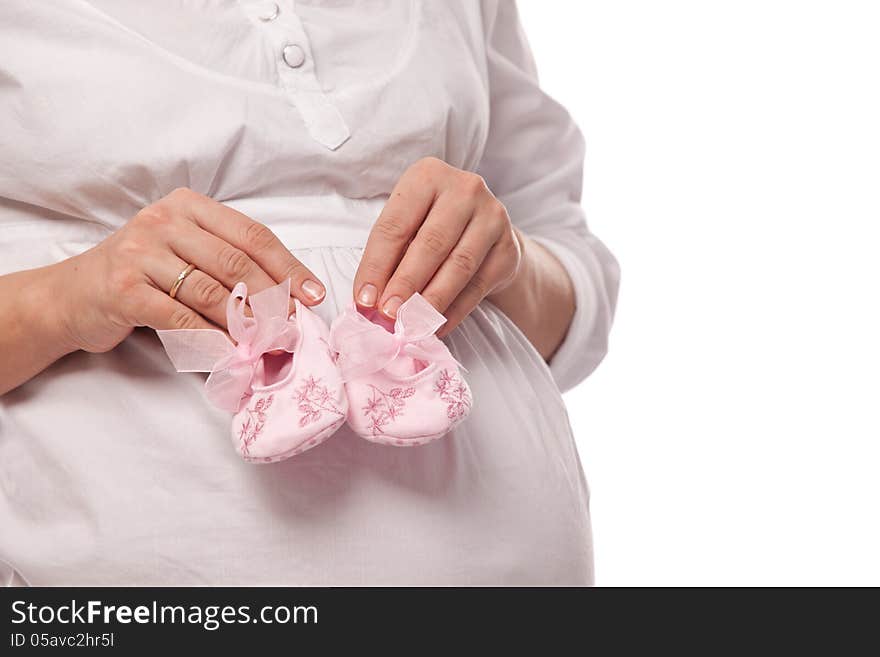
329,293,472,446
157,279,347,463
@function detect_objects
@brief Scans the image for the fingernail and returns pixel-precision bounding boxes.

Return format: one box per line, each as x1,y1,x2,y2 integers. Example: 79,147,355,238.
357,283,377,307
301,279,325,302
382,295,403,318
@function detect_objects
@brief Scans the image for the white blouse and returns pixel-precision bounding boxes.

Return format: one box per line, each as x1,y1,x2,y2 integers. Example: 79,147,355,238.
0,1,618,585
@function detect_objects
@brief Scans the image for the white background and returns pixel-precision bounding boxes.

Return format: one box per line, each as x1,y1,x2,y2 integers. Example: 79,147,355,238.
518,0,880,585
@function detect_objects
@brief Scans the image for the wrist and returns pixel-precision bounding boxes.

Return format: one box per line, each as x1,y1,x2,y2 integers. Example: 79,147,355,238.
485,230,576,360
488,229,538,314
21,261,81,359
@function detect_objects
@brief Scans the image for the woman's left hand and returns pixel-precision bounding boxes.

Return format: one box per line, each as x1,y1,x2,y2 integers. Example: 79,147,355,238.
353,157,522,336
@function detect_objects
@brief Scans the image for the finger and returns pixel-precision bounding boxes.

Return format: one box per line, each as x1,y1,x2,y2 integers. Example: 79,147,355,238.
376,191,475,318
166,188,325,305
418,212,503,315
353,171,436,310
133,287,220,332
165,219,282,305
436,247,511,338
141,250,233,328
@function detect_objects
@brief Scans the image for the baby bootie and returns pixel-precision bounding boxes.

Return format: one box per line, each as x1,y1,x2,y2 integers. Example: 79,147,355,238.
329,293,472,446
157,279,347,462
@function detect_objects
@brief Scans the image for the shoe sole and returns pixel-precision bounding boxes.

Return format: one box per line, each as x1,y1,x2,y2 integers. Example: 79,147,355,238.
358,428,453,447
239,416,347,464
356,413,470,447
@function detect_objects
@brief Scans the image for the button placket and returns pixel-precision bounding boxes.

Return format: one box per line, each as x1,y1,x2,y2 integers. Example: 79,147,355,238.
244,0,350,150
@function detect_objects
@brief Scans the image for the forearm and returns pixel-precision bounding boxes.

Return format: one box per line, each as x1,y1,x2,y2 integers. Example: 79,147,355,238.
488,231,576,361
0,263,76,396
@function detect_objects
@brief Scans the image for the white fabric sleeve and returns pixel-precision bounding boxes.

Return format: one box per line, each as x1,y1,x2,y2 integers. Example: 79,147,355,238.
476,0,620,393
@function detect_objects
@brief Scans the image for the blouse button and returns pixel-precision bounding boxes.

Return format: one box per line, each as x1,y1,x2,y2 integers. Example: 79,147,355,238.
282,44,306,68
258,2,280,21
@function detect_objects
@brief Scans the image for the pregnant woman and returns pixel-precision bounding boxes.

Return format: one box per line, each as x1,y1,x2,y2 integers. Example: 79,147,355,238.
0,1,618,585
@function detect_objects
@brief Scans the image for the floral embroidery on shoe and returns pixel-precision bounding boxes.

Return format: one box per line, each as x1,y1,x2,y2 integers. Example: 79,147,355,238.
294,375,345,428
363,385,416,435
238,394,274,456
434,369,471,421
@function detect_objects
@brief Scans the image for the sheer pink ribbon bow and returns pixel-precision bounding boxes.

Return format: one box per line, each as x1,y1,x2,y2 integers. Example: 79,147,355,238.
329,293,457,382
156,279,299,413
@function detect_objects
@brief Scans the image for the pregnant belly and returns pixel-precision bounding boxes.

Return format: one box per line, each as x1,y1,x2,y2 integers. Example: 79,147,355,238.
0,247,592,585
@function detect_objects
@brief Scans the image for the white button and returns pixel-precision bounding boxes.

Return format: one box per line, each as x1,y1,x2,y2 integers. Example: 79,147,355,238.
258,3,280,21
282,44,306,68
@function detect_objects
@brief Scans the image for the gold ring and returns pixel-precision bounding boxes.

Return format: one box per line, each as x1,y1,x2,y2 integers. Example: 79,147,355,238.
169,263,196,299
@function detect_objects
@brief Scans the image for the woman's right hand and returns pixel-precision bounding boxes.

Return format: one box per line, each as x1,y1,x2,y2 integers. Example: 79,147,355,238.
55,187,325,353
